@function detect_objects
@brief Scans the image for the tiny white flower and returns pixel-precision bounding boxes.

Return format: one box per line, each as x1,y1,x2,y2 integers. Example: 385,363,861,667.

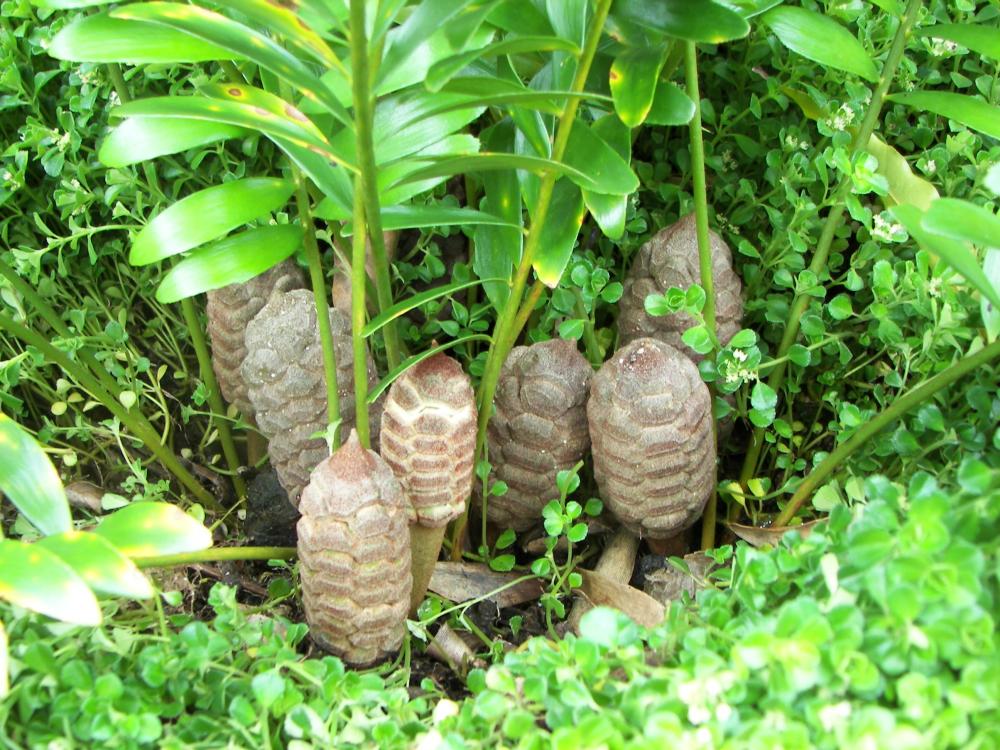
818,701,852,732
733,349,748,363
688,704,710,725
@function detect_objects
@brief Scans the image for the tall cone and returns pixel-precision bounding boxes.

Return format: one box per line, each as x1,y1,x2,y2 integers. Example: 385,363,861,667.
205,259,304,419
241,289,380,506
486,340,592,531
297,430,412,666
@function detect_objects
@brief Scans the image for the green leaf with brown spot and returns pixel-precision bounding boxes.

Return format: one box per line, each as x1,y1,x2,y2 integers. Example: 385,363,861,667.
111,3,351,126
38,531,154,599
130,177,295,266
0,413,71,536
49,13,240,63
0,539,102,625
155,226,304,303
610,47,666,128
94,502,213,558
211,0,343,68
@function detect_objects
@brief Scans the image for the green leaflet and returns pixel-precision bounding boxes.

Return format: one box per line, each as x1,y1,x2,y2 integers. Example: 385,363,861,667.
610,47,667,128
341,205,519,235
765,6,878,83
94,502,213,558
99,118,246,168
532,178,586,288
155,225,304,303
130,178,295,266
916,23,1000,62
38,531,154,599
0,539,101,626
0,413,70,536
563,121,638,195
889,90,1000,140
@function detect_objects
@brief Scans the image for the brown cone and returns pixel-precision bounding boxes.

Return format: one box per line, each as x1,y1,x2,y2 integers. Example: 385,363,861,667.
297,430,412,666
380,353,476,528
241,289,381,506
486,339,592,531
618,213,743,360
205,259,304,419
587,338,715,540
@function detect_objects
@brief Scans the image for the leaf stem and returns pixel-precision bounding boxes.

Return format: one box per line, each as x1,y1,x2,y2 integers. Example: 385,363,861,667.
351,178,371,447
0,312,221,510
294,169,343,449
778,337,1000,526
350,0,402,370
135,545,296,568
739,0,923,489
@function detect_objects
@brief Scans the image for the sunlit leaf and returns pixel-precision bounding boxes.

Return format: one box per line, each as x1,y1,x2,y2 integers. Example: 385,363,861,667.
0,412,70,536
427,35,579,91
0,539,101,625
891,204,1000,313
0,622,7,699
99,118,246,168
342,204,518,234
377,134,482,206
889,90,1000,140
362,278,503,337
156,225,304,303
114,95,350,166
533,179,586,287
866,134,938,211
94,502,213,558
610,47,666,128
130,178,295,266
49,13,239,63
38,531,154,599
984,250,1000,341
378,0,481,87
211,0,342,68
583,191,627,240
764,6,878,82
111,3,351,125
916,23,1000,62
546,0,587,46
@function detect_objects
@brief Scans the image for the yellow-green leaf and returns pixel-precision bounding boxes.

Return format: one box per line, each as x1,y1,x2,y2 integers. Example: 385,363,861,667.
130,177,295,266
532,179,586,287
610,47,667,128
0,413,71,536
866,134,938,211
765,6,878,83
94,502,213,558
0,539,101,625
38,531,153,599
99,118,246,169
156,225,303,304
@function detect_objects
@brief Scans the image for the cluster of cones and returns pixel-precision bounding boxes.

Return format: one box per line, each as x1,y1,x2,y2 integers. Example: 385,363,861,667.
204,214,741,665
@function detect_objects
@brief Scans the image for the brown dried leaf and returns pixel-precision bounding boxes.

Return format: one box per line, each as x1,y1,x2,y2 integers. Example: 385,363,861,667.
727,518,823,547
576,568,665,630
428,562,544,609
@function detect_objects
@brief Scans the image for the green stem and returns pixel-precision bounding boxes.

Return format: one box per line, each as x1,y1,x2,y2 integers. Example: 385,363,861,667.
295,169,343,449
351,178,371,448
573,288,602,367
349,0,402,370
0,312,221,511
179,300,246,500
474,0,613,459
108,63,245,502
685,41,720,549
739,0,923,488
778,338,1000,526
135,546,296,568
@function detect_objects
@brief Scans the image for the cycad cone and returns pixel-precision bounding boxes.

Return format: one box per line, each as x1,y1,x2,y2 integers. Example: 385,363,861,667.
587,338,715,540
297,430,412,666
380,353,476,614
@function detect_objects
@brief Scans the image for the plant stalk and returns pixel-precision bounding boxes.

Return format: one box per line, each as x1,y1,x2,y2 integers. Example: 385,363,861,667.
349,0,402,370
473,0,613,460
0,312,221,510
739,0,923,488
135,546,297,568
350,179,371,448
294,170,343,449
778,337,1000,526
684,41,720,549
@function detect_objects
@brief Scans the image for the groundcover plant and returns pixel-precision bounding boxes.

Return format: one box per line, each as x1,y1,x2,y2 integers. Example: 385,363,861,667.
0,0,998,746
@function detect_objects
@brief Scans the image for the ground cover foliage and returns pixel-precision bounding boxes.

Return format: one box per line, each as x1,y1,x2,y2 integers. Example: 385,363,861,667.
0,0,999,746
